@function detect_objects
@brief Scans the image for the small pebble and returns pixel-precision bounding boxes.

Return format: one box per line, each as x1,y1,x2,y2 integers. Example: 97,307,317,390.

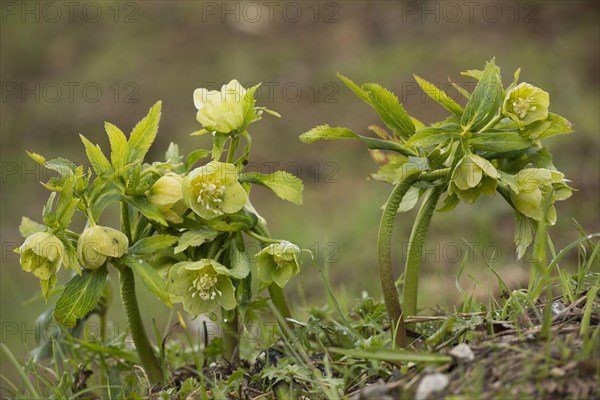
449,343,475,362
415,373,449,400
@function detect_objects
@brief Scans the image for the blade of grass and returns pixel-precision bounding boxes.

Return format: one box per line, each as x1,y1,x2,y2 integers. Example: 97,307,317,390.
0,343,40,399
580,285,599,337
329,347,451,364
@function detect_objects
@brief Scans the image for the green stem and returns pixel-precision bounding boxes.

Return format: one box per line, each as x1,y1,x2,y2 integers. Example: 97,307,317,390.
222,308,239,364
377,172,419,347
402,185,444,317
227,136,239,164
268,284,292,321
477,113,503,133
120,202,132,242
118,266,164,383
245,229,279,244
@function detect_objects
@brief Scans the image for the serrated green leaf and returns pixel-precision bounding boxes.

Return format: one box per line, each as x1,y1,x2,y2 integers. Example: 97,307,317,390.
40,275,57,302
105,122,128,170
90,185,122,221
186,149,210,171
55,178,79,229
406,125,461,147
45,158,76,177
461,59,503,132
127,101,162,164
19,217,47,238
243,171,304,205
79,134,111,175
121,257,171,306
514,211,533,260
470,131,532,153
438,193,460,212
362,83,415,139
241,83,260,131
337,73,370,103
123,195,167,226
461,69,483,80
62,241,81,274
414,75,463,116
165,142,182,164
299,125,417,157
299,125,359,143
42,192,57,227
129,235,178,255
174,228,219,254
54,267,108,328
26,150,46,166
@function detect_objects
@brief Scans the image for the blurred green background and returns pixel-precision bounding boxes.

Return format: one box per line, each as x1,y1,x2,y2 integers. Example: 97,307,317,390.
1,0,598,373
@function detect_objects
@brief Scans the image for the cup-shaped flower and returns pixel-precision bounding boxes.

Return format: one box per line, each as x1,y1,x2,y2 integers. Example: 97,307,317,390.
147,173,187,224
77,225,129,270
256,241,301,288
449,154,499,204
17,232,64,281
182,161,247,220
510,168,571,224
167,259,236,315
503,83,549,126
193,79,255,134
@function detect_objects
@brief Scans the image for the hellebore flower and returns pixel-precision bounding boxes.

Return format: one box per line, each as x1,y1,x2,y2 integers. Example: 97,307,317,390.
503,83,549,126
182,161,247,220
510,168,571,224
18,232,64,281
450,154,499,204
147,173,187,224
167,259,236,315
256,241,301,288
193,79,254,134
77,225,129,270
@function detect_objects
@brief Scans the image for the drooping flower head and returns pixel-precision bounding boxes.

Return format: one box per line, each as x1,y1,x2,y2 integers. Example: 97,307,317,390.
183,161,247,220
167,259,236,315
193,79,254,134
17,232,64,281
147,173,187,224
510,168,571,224
256,241,301,288
77,225,129,270
503,83,549,126
449,154,499,204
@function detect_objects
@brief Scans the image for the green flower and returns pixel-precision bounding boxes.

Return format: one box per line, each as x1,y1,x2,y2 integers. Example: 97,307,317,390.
147,173,187,224
449,154,499,204
503,83,549,126
167,259,236,315
193,79,254,134
17,232,64,281
182,161,247,220
77,225,129,270
256,241,301,288
510,168,571,224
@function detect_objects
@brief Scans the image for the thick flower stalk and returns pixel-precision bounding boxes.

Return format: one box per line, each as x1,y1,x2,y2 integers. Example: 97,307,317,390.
182,161,247,220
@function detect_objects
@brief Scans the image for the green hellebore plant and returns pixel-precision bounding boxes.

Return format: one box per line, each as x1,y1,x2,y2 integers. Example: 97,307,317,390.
167,259,236,315
18,232,64,281
256,241,301,288
503,82,549,126
147,173,187,224
449,153,499,204
510,168,571,224
193,79,254,134
182,161,247,220
77,225,129,270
